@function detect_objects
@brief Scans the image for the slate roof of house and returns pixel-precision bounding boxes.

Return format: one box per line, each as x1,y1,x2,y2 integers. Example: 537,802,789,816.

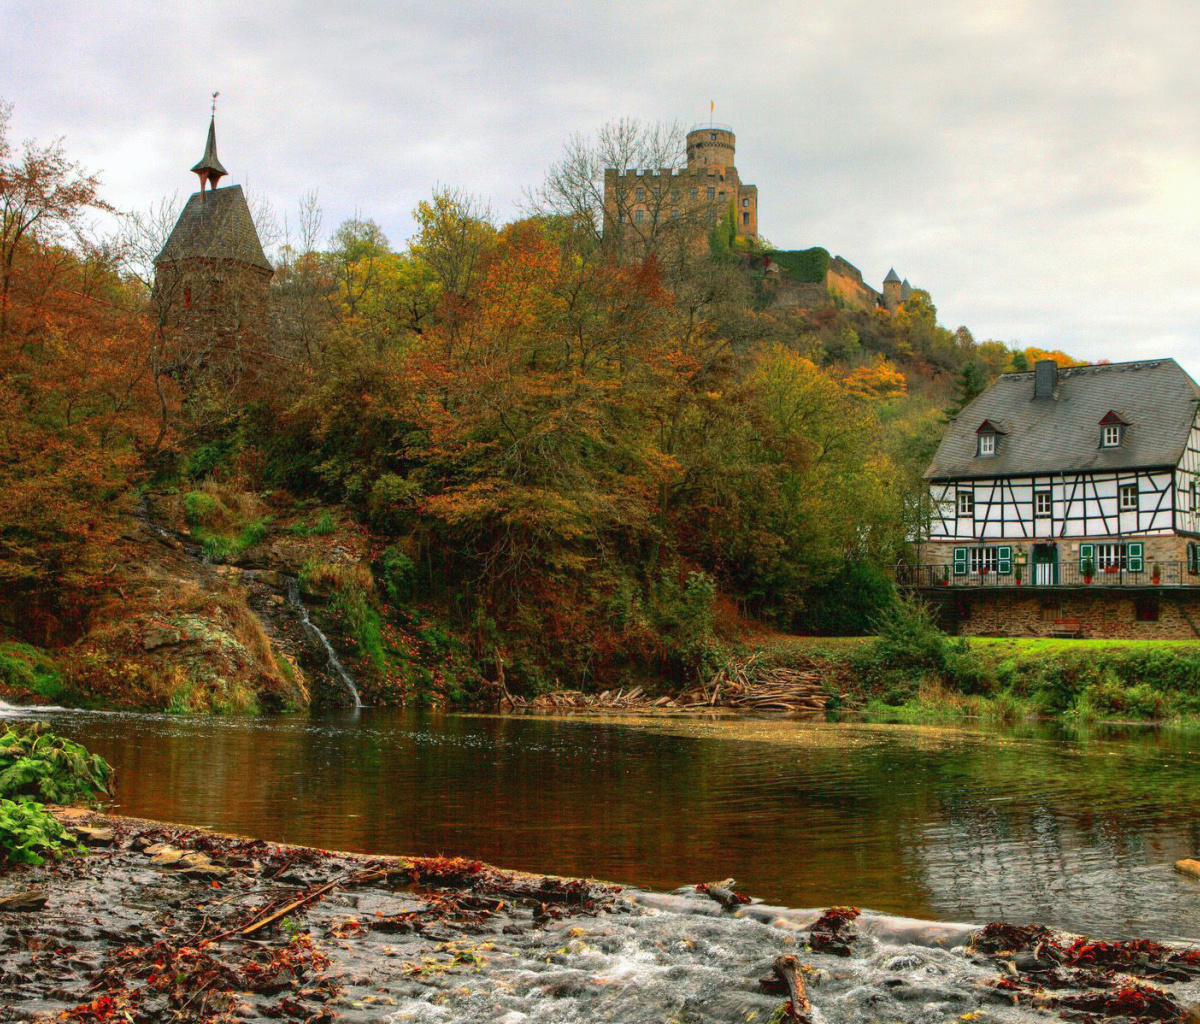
154,185,271,271
924,359,1200,480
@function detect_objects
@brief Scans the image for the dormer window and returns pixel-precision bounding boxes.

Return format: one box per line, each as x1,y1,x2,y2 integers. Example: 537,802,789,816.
975,419,1005,457
1100,411,1127,448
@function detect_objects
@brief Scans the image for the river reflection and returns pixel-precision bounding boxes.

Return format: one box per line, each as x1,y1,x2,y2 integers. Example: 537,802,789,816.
32,708,1200,940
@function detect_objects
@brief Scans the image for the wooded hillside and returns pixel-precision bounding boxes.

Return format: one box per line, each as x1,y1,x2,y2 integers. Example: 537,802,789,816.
0,106,1078,709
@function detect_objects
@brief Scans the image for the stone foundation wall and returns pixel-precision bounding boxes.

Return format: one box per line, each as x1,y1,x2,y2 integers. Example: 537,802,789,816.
944,590,1200,640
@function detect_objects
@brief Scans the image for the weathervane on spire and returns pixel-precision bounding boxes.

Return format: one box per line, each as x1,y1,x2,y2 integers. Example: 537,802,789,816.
211,91,219,116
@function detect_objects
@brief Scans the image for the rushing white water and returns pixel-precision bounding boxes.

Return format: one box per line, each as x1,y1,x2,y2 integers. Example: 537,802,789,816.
0,700,65,716
285,577,363,708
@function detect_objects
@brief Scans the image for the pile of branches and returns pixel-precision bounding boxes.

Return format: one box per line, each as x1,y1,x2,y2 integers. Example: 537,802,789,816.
504,658,829,715
680,658,829,712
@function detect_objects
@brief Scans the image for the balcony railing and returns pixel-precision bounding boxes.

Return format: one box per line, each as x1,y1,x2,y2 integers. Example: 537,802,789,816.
895,561,1199,589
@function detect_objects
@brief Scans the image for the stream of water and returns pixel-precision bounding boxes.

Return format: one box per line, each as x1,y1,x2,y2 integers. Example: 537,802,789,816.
12,707,1200,941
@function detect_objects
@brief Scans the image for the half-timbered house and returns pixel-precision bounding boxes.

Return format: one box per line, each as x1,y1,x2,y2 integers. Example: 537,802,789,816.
904,359,1200,638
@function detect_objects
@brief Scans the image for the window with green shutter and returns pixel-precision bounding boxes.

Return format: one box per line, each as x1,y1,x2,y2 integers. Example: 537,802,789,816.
1079,543,1095,574
953,547,968,575
997,546,1013,574
1127,542,1144,572
1189,543,1199,575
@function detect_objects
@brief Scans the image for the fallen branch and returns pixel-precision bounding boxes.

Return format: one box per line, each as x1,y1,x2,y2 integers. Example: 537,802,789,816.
772,955,813,1022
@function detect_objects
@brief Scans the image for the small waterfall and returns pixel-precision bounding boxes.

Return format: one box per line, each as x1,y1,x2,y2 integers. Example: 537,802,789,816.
285,578,363,708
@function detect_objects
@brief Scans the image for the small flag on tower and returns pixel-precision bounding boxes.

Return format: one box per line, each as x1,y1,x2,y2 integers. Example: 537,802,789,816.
710,100,715,114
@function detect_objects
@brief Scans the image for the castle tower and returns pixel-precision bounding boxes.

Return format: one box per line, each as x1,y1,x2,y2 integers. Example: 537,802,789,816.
154,109,273,387
686,126,736,172
883,268,903,311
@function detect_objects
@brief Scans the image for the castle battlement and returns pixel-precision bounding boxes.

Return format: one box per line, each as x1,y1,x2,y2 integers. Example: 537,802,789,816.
604,165,738,182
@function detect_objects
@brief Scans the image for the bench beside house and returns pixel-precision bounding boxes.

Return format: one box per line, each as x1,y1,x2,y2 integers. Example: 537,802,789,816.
902,359,1200,639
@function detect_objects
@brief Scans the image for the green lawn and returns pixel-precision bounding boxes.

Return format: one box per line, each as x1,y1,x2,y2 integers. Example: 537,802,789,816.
754,633,1200,662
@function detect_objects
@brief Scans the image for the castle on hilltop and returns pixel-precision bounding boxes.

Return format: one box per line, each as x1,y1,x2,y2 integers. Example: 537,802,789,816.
603,124,759,245
602,122,916,313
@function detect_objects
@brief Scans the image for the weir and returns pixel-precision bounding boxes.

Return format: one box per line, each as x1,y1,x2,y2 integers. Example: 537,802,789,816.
285,577,363,708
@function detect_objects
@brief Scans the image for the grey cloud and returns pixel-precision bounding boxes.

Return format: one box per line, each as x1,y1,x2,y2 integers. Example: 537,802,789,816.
1,0,1196,372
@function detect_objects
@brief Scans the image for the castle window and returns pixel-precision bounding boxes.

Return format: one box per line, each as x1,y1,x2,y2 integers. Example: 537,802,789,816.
690,188,698,200
636,187,645,201
957,491,974,517
634,209,643,223
1034,490,1052,517
1102,424,1122,447
707,187,715,199
1119,483,1138,511
742,212,749,225
710,132,717,141
742,197,749,207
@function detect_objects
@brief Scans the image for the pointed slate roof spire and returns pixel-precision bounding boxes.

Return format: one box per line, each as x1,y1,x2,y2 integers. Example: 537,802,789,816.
191,100,228,194
883,267,902,284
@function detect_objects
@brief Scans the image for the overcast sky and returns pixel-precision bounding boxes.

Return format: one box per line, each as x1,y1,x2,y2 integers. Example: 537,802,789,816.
3,0,1198,375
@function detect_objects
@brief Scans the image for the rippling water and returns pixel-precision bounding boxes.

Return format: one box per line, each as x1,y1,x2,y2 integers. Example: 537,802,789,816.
21,707,1200,940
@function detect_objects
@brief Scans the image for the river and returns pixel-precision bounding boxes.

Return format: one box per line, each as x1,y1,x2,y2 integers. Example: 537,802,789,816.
16,706,1200,941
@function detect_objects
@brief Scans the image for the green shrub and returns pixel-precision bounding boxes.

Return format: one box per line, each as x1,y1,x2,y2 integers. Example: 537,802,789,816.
870,593,953,672
650,569,716,644
380,545,417,604
0,642,63,700
183,490,221,526
368,473,422,532
0,722,114,804
0,798,80,867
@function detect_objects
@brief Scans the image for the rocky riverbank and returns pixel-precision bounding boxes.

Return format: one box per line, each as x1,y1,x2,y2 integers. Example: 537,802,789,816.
3,811,1200,1023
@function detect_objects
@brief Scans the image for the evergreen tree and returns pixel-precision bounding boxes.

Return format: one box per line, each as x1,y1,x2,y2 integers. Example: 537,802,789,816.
944,360,988,419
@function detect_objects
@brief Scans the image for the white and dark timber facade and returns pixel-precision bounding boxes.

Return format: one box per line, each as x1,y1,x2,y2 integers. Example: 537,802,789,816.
903,359,1200,638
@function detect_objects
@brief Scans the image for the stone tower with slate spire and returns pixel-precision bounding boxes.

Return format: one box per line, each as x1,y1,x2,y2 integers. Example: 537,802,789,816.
154,109,273,386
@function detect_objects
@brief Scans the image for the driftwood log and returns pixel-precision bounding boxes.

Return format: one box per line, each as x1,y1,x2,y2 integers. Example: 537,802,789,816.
772,954,813,1022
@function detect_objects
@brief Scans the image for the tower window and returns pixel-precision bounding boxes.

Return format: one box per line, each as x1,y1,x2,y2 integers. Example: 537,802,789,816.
742,197,749,207
742,212,749,225
710,132,717,141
